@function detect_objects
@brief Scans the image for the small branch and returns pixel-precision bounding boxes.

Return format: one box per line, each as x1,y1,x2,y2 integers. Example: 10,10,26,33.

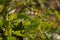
14,5,26,13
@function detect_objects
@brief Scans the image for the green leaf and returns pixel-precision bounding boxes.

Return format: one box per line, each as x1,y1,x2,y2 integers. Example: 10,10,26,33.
0,17,3,27
7,37,16,40
9,14,18,21
0,37,2,40
13,31,21,36
0,5,4,13
23,20,31,26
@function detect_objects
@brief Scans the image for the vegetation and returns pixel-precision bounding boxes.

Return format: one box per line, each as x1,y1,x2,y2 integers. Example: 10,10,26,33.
0,0,60,40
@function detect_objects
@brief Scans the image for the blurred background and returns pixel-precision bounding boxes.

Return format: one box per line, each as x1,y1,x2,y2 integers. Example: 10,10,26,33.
0,0,60,40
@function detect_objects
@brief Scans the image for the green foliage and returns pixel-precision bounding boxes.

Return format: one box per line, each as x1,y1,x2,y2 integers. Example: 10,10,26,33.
0,0,60,40
0,0,6,5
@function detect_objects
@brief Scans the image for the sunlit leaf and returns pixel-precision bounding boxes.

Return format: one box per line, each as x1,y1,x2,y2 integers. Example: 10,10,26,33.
7,37,16,40
9,14,18,21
